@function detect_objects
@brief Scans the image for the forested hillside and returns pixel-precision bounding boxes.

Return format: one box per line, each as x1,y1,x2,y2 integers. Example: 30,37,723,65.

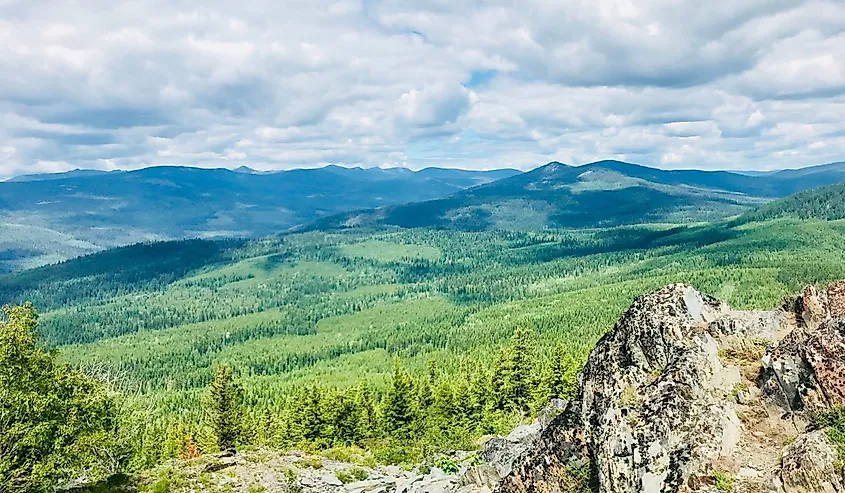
309,160,845,231
0,165,518,272
5,208,845,479
739,180,845,223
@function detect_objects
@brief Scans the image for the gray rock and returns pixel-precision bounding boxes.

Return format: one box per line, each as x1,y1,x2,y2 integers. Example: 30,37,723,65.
800,285,830,330
708,309,783,340
323,473,344,487
345,477,396,493
480,398,569,479
381,465,404,477
772,430,843,492
494,281,845,493
456,487,491,493
763,314,845,415
499,285,742,493
464,465,500,489
407,475,459,493
202,456,238,473
395,475,419,493
480,434,536,479
536,398,567,429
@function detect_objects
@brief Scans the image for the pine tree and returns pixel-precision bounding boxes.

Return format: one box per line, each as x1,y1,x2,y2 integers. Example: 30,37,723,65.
430,379,456,432
490,326,537,413
539,344,579,403
381,358,414,439
490,349,513,411
207,365,243,451
293,385,326,443
417,364,435,412
330,392,360,445
354,381,376,440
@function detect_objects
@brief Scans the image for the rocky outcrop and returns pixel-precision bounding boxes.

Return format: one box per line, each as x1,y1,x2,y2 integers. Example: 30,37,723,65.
774,430,843,493
498,281,845,493
481,399,567,479
763,289,845,418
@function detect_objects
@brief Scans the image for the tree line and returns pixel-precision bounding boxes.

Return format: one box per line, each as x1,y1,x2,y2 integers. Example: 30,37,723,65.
2,305,581,492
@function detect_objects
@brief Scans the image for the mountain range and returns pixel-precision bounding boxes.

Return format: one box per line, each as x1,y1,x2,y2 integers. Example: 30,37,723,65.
0,165,518,271
310,160,845,231
3,160,845,272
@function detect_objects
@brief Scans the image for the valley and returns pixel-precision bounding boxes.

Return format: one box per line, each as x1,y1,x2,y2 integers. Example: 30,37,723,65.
6,166,845,492
0,165,518,272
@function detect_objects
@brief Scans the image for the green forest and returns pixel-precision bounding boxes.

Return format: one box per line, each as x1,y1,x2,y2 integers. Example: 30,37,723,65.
6,213,845,490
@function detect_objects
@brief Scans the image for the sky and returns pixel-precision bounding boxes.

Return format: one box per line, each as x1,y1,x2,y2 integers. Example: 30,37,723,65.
1,0,844,178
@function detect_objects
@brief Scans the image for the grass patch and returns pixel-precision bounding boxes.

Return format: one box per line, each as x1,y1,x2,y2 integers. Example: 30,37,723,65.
335,468,369,484
713,471,735,492
294,456,324,469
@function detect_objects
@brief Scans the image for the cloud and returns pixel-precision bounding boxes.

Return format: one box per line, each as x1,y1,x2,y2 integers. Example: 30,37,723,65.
0,0,843,178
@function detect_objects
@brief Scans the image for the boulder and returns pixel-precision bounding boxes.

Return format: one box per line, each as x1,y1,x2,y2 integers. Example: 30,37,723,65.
800,285,830,330
772,430,843,493
828,280,845,318
707,309,783,340
407,475,459,493
499,284,740,493
762,289,845,414
464,465,500,490
480,425,541,478
323,473,344,487
536,398,567,430
345,478,396,493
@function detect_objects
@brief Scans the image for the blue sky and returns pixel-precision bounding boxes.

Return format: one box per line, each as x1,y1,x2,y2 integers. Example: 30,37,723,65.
1,0,844,178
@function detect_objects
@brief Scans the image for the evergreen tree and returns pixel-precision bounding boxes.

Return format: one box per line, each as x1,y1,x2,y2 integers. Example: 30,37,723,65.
329,392,360,445
490,326,537,413
381,358,414,439
353,381,376,440
417,367,434,412
0,303,118,492
207,365,243,451
430,380,456,432
539,344,579,404
292,385,326,444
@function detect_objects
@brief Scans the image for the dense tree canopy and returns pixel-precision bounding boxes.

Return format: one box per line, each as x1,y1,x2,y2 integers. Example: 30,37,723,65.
4,214,845,475
0,304,118,492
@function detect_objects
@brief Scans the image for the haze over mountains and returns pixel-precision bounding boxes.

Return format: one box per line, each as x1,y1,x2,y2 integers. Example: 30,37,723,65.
0,165,518,271
2,160,845,272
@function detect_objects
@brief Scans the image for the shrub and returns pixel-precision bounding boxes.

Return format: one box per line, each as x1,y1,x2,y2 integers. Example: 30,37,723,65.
335,468,368,484
434,457,459,474
294,456,323,469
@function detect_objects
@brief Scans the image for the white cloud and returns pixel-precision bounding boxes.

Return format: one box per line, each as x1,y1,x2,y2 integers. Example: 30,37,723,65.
0,0,843,179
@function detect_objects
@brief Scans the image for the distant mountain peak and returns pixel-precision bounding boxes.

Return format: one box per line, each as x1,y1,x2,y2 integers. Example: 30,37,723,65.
308,159,845,233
